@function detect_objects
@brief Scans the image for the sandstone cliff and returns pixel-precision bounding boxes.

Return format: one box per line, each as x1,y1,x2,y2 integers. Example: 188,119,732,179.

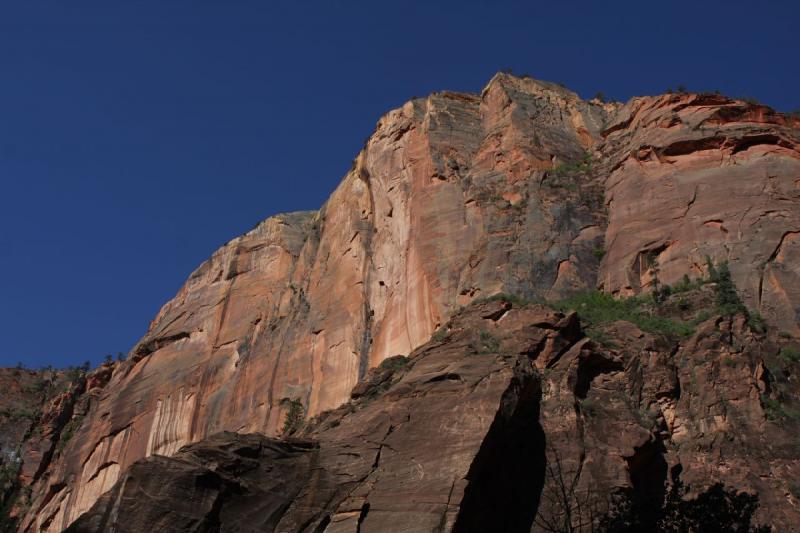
65,299,800,531
3,73,799,532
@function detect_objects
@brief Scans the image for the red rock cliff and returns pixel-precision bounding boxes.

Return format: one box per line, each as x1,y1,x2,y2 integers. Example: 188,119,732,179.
10,74,800,532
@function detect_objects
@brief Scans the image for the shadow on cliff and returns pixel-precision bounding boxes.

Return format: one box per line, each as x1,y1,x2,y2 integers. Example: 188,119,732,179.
452,364,546,533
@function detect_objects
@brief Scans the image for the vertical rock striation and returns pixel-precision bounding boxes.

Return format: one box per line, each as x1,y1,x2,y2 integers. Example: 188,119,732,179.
9,74,800,531
64,299,800,531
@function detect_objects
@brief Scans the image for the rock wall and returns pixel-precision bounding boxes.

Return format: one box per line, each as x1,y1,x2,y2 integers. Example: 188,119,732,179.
11,74,800,531
66,299,800,532
598,93,800,334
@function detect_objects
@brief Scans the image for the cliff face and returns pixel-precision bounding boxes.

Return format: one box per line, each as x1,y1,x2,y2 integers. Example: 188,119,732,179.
64,300,800,532
1,365,113,528
6,74,800,532
598,93,800,334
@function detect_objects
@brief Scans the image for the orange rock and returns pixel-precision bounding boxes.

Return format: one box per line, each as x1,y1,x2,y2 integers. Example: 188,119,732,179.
13,76,800,531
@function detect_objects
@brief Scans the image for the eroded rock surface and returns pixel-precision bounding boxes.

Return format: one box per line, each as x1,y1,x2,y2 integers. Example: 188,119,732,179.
6,74,800,531
67,300,799,532
1,364,115,527
66,301,565,532
598,93,800,334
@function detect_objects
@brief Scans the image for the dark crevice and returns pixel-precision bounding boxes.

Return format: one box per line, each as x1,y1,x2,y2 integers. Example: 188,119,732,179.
624,436,669,529
572,350,625,399
134,331,191,359
436,480,457,533
659,136,725,157
357,154,377,382
730,134,788,154
482,303,511,321
426,373,462,383
196,472,225,532
759,230,800,306
452,361,546,532
355,501,371,532
311,515,331,533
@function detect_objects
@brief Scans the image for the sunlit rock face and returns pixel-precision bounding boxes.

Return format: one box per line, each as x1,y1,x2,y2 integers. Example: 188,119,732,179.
13,74,800,532
598,93,800,335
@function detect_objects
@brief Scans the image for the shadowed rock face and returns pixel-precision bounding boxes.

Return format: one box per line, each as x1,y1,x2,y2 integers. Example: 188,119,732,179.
1,370,47,469
65,301,799,532
1,365,114,527
8,74,800,531
66,302,563,533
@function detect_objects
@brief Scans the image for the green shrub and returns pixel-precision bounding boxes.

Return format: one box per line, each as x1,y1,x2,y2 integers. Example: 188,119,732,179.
712,261,745,313
21,379,47,394
693,310,712,324
652,283,672,305
378,355,409,372
779,347,800,364
592,246,606,260
672,273,704,294
762,395,783,421
10,408,36,421
748,310,767,334
56,414,85,453
472,330,500,354
549,152,593,177
0,462,19,489
635,405,660,429
705,258,766,332
281,399,305,436
431,327,448,343
762,394,800,421
550,291,695,337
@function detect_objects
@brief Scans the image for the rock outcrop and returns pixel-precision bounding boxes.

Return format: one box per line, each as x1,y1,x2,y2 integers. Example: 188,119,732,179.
598,93,800,335
1,364,115,527
66,299,799,531
4,73,799,531
1,368,49,503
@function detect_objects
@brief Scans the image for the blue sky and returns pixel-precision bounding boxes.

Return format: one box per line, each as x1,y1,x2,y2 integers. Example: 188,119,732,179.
1,0,798,368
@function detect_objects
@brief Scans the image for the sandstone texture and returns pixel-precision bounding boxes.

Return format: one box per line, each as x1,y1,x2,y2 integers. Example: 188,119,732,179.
598,93,800,335
1,364,115,527
1,368,49,496
66,300,800,531
2,74,799,531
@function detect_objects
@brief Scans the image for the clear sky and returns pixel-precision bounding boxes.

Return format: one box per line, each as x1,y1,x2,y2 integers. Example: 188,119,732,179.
1,0,798,368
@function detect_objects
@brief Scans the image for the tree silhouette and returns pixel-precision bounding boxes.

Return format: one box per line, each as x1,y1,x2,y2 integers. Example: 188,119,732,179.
535,450,771,532
600,479,771,532
534,445,607,532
